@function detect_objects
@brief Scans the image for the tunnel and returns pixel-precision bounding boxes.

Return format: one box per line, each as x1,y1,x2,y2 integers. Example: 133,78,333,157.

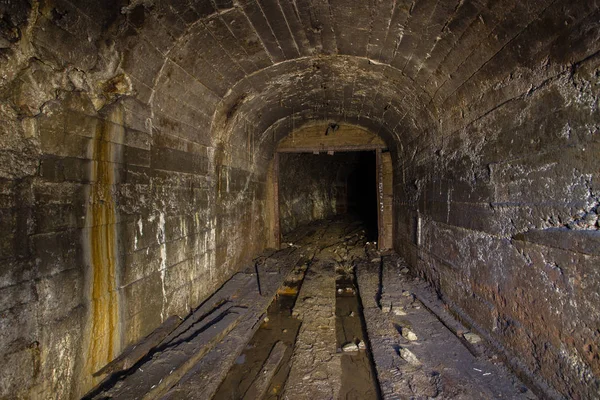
0,0,599,399
279,151,379,240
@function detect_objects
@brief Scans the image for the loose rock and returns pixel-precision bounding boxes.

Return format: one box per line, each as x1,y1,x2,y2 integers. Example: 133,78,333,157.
402,328,418,341
399,348,421,365
342,342,359,352
464,333,482,344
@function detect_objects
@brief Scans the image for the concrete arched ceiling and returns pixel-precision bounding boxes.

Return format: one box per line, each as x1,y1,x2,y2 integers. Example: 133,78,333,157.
1,2,599,398
119,0,594,158
209,56,436,153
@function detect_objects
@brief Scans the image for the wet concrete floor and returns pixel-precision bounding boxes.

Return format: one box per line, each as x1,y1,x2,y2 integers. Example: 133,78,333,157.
335,275,380,400
86,216,537,400
212,269,304,399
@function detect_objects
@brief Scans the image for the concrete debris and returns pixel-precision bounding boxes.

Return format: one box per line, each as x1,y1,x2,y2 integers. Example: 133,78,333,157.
392,306,407,316
399,348,421,365
401,328,418,341
464,332,483,344
342,342,360,352
356,249,537,399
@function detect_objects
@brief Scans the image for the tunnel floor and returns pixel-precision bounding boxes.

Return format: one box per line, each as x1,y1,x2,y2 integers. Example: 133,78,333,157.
87,217,537,400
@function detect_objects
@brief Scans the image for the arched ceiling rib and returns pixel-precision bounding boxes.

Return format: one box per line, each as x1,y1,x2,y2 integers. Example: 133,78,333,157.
209,56,437,150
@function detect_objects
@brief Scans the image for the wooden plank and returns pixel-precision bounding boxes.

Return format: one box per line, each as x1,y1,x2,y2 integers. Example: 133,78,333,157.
273,152,280,249
242,341,287,400
142,309,244,400
277,123,386,150
93,315,182,377
381,152,393,249
277,144,387,153
376,148,384,250
93,303,244,400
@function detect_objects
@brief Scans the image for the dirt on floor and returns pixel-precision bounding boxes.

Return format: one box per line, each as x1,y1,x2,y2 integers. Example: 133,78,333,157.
86,216,537,400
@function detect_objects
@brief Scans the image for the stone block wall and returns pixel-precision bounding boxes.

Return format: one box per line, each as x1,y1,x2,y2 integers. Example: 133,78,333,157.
393,3,600,397
1,0,599,398
279,152,357,234
0,2,271,398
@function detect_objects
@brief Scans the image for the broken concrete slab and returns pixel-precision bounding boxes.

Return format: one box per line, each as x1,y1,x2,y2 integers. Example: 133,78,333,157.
284,259,341,400
356,253,537,400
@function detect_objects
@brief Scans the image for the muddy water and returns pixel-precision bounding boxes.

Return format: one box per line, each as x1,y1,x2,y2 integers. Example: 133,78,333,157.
212,278,304,400
336,274,380,400
213,219,381,400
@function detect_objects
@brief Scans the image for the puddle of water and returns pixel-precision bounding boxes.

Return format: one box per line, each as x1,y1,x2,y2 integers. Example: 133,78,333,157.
213,272,306,400
235,354,246,365
336,274,380,400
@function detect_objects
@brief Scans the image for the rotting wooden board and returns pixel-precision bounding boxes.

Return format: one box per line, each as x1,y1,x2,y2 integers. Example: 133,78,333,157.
159,249,306,399
243,341,288,400
381,152,393,249
89,304,244,400
142,309,245,400
83,273,255,400
161,273,254,344
162,309,267,400
93,315,182,377
278,123,385,150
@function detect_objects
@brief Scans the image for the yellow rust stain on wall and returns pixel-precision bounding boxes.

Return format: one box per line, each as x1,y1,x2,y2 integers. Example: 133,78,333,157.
85,108,122,383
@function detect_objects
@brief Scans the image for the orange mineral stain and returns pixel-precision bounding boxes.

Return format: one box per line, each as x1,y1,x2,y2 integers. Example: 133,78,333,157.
86,110,121,380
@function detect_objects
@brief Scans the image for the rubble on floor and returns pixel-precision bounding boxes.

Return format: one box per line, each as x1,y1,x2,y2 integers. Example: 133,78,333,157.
85,217,537,400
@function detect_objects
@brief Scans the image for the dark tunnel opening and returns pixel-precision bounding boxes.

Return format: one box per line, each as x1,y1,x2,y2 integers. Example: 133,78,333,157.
278,151,378,241
346,151,378,241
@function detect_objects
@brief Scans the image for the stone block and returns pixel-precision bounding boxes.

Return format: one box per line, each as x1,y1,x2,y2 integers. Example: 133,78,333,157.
32,15,97,71
0,302,37,355
0,280,36,313
0,345,39,399
514,228,600,256
121,38,165,89
39,156,92,183
39,125,91,159
38,306,84,398
36,267,84,322
121,271,164,323
30,230,81,278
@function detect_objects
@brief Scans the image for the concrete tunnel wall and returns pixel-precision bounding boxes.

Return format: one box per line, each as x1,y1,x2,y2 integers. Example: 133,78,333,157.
0,0,598,398
279,152,371,235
